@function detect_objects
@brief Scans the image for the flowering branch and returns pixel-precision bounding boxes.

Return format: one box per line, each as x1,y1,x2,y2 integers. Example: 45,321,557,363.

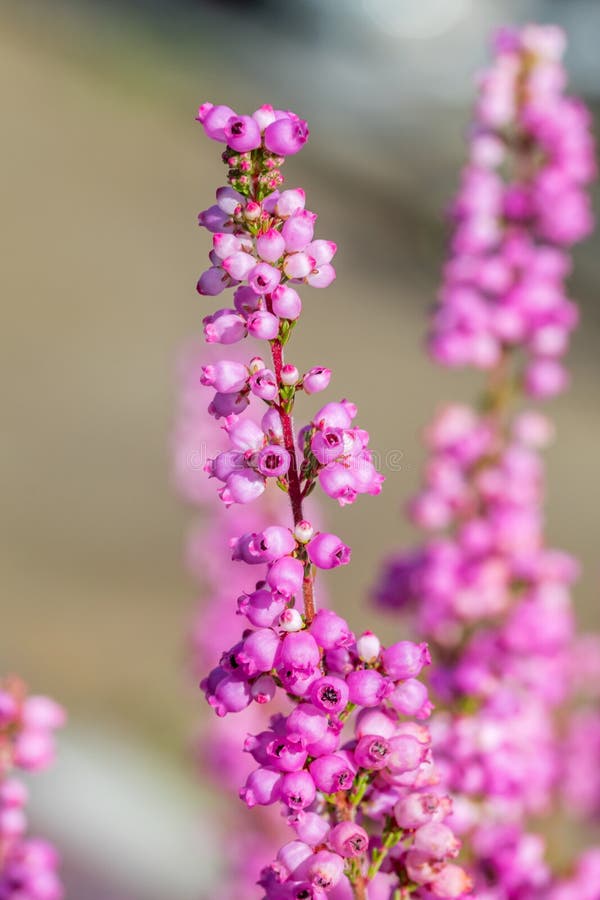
193,103,470,898
375,24,597,895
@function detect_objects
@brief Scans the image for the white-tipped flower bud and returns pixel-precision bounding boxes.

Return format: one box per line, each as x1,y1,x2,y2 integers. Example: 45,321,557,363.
248,356,266,375
356,631,381,663
281,364,300,386
293,520,314,544
279,608,304,632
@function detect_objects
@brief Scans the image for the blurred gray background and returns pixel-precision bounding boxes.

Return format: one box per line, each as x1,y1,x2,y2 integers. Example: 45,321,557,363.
1,1,599,896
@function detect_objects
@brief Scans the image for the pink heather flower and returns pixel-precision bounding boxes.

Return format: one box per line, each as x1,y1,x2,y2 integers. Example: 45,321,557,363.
202,104,237,142
257,446,291,478
280,771,316,810
309,676,349,714
346,670,391,708
197,266,229,296
267,556,304,599
303,367,331,395
248,262,282,295
200,360,248,393
264,116,310,156
278,634,320,677
394,793,451,830
309,754,354,793
413,822,461,860
240,767,282,807
224,115,262,152
247,310,280,340
304,850,345,889
306,533,351,570
329,821,369,859
309,609,354,650
353,735,392,771
290,812,330,847
203,309,247,344
381,641,431,680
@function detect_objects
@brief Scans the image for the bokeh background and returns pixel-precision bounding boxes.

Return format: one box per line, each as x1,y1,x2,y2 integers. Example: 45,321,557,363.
1,0,599,896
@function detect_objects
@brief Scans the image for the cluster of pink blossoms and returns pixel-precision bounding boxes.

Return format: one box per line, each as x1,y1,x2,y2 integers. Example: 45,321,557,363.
193,104,471,898
375,25,598,898
430,24,595,398
0,678,64,900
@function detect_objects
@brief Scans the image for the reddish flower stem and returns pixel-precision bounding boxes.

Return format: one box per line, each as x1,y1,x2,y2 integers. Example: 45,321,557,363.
270,338,316,624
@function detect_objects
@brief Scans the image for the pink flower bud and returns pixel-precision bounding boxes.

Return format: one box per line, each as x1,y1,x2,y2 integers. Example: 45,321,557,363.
346,669,391,707
306,240,337,265
282,211,316,252
212,232,241,259
220,469,265,505
388,679,433,719
283,252,316,279
394,793,449,830
252,104,276,131
430,864,473,898
237,628,279,675
222,251,256,281
307,263,336,288
256,228,286,263
275,189,306,218
303,367,331,394
310,609,354,650
240,767,282,807
277,839,313,874
196,266,228,296
382,642,431,680
271,285,302,320
267,556,305,599
413,822,460,860
212,673,252,716
203,309,247,344
290,812,330,847
278,632,320,676
238,589,285,628
247,310,280,340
